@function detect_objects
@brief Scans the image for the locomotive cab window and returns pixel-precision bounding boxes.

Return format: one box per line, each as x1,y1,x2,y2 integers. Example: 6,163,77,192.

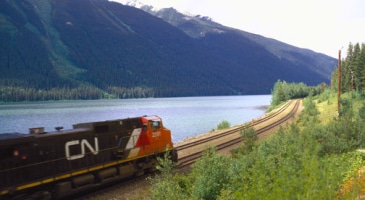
149,120,161,130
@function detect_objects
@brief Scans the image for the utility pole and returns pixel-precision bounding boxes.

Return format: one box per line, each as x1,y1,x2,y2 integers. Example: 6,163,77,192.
337,49,341,114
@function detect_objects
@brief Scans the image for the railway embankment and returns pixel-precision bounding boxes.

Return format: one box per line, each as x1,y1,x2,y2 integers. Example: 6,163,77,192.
81,99,303,199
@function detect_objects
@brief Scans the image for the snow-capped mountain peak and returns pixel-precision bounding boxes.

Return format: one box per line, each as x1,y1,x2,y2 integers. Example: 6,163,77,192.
111,0,143,8
110,0,160,12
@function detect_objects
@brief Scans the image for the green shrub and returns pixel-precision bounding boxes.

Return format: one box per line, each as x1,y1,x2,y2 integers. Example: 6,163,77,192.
358,102,365,120
217,120,230,130
149,152,188,200
298,95,320,125
317,88,331,103
191,147,231,200
231,126,258,156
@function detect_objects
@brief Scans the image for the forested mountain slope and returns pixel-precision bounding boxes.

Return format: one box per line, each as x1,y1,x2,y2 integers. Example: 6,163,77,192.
0,0,336,101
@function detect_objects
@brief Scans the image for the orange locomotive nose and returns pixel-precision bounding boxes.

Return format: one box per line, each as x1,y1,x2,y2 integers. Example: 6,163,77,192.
137,116,174,156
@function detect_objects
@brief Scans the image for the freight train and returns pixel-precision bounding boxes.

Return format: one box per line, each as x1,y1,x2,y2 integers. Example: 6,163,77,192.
0,115,177,199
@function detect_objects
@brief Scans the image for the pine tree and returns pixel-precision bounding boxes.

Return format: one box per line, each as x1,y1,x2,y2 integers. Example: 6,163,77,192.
359,43,365,89
353,43,362,90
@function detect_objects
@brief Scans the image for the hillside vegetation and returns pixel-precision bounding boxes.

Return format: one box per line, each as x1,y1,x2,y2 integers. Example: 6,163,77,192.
151,90,365,199
151,45,365,199
0,0,336,102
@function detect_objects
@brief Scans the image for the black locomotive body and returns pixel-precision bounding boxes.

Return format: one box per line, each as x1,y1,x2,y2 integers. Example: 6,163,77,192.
0,115,177,199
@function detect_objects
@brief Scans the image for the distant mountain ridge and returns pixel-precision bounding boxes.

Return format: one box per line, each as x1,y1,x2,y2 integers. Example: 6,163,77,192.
0,0,336,101
138,5,335,78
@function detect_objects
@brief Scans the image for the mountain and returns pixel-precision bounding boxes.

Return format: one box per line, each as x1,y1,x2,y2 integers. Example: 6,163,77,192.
0,0,336,101
140,6,335,80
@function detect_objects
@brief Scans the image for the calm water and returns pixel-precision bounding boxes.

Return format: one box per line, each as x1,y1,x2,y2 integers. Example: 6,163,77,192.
0,95,271,143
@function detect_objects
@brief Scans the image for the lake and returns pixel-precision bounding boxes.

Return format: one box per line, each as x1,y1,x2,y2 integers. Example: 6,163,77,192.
0,95,271,143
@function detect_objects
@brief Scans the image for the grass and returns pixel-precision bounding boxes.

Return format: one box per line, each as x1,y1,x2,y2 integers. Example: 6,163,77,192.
314,92,339,124
314,91,364,125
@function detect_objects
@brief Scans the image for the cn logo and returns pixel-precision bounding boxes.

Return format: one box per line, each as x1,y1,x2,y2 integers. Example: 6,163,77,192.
65,137,99,160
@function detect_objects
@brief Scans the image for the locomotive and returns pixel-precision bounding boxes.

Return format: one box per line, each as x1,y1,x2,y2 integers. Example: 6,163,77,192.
0,115,177,199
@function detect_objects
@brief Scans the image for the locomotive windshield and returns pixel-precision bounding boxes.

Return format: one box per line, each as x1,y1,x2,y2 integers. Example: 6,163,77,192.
149,120,161,130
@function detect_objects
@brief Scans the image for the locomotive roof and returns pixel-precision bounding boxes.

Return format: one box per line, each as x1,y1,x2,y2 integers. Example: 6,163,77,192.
0,133,35,146
0,115,161,147
0,128,91,146
142,115,161,121
0,132,33,140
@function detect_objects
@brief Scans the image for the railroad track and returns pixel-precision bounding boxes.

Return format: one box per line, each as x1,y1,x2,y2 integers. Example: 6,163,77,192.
77,99,301,199
177,99,301,168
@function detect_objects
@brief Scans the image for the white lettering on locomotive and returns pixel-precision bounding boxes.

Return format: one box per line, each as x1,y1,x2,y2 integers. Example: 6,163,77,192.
65,137,99,160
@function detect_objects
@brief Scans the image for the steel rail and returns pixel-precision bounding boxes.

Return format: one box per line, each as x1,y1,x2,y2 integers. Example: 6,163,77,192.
177,99,301,168
175,100,295,151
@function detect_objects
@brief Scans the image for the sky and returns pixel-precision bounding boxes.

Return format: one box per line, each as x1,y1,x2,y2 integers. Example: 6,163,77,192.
112,0,365,58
